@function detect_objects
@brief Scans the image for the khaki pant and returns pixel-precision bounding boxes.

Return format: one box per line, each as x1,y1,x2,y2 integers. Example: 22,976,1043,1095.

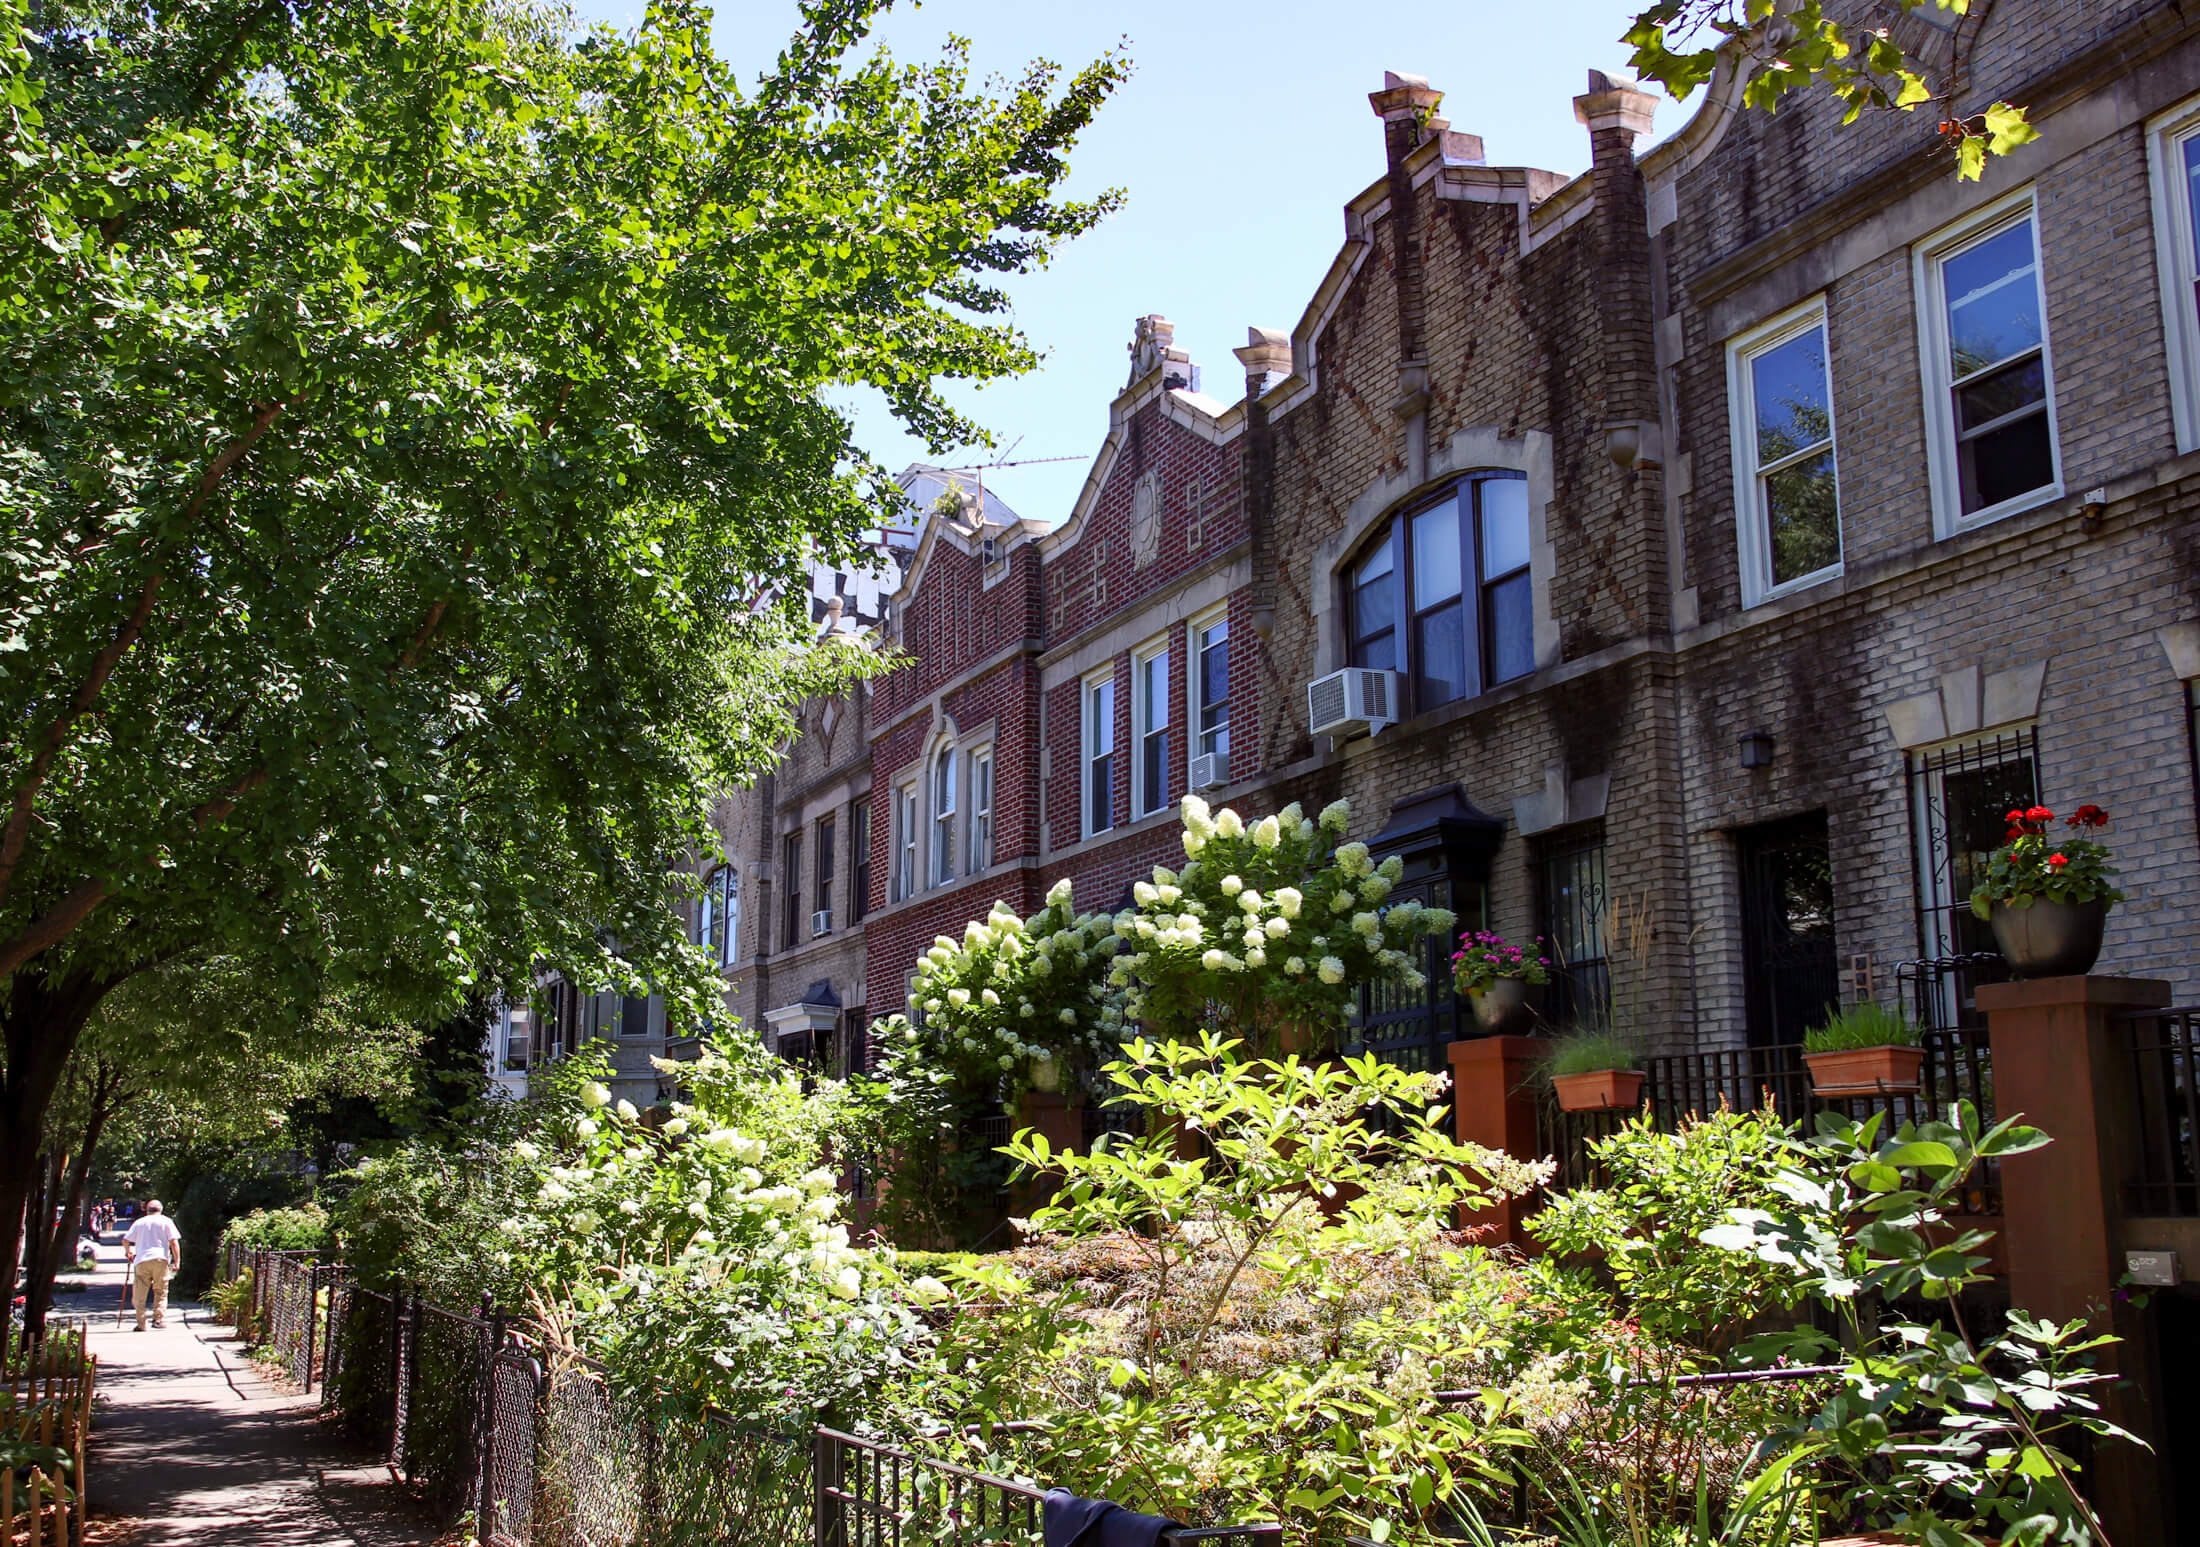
132,1257,171,1328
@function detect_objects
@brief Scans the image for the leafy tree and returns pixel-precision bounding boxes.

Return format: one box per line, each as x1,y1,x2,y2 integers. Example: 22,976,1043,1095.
1624,0,2038,179
0,0,1125,1300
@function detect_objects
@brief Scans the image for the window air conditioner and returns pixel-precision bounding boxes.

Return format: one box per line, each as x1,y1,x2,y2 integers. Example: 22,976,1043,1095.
1306,668,1399,740
811,908,833,936
1187,751,1228,791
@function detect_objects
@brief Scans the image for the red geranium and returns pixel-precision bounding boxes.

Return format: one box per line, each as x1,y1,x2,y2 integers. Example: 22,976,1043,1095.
1973,800,2122,920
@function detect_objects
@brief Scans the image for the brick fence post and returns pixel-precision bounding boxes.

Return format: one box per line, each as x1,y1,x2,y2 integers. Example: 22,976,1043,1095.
1013,1090,1084,1211
1446,1035,1545,1246
1976,974,2172,1544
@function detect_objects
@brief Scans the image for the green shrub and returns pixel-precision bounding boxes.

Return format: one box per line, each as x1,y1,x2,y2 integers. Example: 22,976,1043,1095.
220,1203,332,1255
1544,1028,1643,1078
1802,1001,1919,1053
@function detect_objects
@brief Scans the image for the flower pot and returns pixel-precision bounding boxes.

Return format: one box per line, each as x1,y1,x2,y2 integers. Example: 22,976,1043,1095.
1467,977,1537,1034
1028,1053,1062,1093
1552,1068,1646,1113
1804,1045,1925,1097
1988,896,2110,978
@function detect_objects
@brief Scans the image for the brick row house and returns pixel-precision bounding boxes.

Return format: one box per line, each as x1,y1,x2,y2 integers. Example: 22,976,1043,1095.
657,0,2200,1088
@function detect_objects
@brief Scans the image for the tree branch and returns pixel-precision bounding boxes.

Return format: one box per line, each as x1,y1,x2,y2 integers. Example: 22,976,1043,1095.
0,401,288,915
0,768,269,983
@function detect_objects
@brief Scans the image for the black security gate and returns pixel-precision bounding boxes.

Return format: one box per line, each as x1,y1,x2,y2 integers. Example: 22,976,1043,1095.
1737,813,1838,1048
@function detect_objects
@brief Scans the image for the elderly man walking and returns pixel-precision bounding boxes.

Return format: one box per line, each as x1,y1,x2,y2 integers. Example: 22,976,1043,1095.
122,1200,183,1330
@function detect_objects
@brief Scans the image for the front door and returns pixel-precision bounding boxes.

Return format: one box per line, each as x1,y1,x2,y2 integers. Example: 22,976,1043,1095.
1737,813,1838,1048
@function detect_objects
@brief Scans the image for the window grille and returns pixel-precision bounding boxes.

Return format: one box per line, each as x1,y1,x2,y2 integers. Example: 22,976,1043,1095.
1536,825,1610,1029
1906,728,2035,1027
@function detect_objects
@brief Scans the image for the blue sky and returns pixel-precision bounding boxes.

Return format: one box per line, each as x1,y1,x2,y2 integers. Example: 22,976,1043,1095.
577,0,1695,523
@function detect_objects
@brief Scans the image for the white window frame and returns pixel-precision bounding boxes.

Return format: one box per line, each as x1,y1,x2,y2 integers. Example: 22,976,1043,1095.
1082,668,1117,838
1188,605,1231,771
893,782,918,900
930,743,957,886
1132,639,1171,819
1726,299,1843,607
1914,190,2062,538
967,745,994,873
2149,94,2200,454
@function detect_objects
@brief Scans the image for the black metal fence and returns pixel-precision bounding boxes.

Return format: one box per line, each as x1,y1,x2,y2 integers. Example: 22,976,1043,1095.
1537,1015,1998,1211
2123,1004,2200,1216
816,1428,1284,1547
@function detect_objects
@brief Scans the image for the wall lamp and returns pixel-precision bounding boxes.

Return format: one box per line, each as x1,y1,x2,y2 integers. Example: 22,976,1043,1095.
1738,730,1776,769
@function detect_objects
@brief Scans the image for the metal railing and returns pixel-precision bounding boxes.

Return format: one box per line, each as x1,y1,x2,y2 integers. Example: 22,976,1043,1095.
815,1428,1284,1547
1537,1017,1998,1212
2123,1005,2200,1216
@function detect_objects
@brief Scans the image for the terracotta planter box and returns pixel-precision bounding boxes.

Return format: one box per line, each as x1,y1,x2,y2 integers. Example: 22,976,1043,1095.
1552,1068,1645,1113
1805,1045,1925,1097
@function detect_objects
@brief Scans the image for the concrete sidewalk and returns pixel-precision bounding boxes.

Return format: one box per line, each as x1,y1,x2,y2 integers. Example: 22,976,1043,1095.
74,1241,433,1546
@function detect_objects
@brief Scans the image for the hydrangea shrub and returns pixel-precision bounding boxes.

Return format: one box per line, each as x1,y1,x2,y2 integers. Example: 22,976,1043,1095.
905,879,1130,1093
1110,796,1457,1053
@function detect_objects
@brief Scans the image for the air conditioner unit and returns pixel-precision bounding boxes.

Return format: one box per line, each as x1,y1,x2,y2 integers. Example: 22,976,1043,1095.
1307,668,1399,740
1187,750,1228,791
811,908,833,936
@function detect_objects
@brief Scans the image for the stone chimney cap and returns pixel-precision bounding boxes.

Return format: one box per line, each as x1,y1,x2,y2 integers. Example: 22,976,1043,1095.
1575,69,1659,140
1369,71,1444,121
1233,326,1292,384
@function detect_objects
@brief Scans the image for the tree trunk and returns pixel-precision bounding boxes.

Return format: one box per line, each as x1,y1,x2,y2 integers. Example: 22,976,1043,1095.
0,969,110,1337
24,1085,115,1340
20,1147,68,1343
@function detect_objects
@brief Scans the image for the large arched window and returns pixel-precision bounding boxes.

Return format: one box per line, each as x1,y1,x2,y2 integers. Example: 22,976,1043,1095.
1347,471,1533,712
931,744,957,885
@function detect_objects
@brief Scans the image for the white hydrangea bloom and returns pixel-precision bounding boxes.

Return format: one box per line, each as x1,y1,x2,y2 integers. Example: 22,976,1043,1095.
1133,880,1158,906
1252,815,1281,849
1214,808,1244,838
1320,799,1351,831
1360,875,1393,904
981,987,1001,1007
908,1275,951,1306
615,1099,638,1121
1058,1008,1078,1025
1318,956,1347,984
1284,957,1307,975
1353,912,1381,939
513,1140,542,1160
1048,877,1075,907
1274,887,1303,919
1220,874,1243,896
1265,917,1291,939
580,1082,613,1110
575,1118,599,1139
1331,891,1357,915
1245,947,1267,968
1238,890,1263,913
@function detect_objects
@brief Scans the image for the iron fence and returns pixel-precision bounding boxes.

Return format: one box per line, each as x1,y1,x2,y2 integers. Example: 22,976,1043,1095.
2123,1004,2200,1216
1536,1010,1998,1212
815,1428,1284,1547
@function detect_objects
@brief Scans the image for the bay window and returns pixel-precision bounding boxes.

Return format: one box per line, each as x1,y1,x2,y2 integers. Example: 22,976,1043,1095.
1346,471,1533,714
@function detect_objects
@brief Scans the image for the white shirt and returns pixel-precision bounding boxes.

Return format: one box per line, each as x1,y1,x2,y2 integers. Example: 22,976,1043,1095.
124,1215,180,1258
